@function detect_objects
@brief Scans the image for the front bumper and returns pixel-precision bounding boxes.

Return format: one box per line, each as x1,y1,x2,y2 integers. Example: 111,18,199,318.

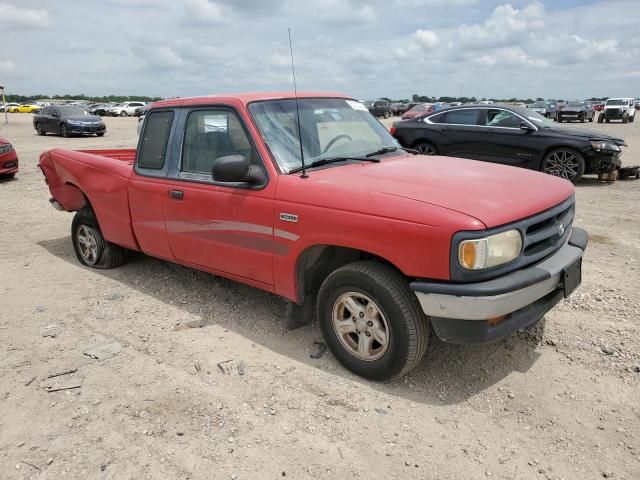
411,227,588,344
67,123,106,135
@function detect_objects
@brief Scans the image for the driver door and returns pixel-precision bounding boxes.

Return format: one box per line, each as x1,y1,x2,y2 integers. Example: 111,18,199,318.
161,108,275,287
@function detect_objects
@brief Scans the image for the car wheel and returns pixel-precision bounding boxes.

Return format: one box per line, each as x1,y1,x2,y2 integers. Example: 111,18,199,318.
120,110,127,117
598,114,604,123
383,111,390,119
35,123,45,136
60,124,69,138
96,132,105,137
414,142,438,155
629,114,635,123
542,148,585,183
72,207,125,269
589,115,594,122
580,114,585,123
622,112,629,124
316,261,429,380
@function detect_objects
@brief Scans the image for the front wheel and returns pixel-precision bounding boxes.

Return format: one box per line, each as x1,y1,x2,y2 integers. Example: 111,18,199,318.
317,261,429,380
72,208,125,269
414,142,438,155
120,110,128,117
383,111,390,119
629,114,635,123
580,114,585,123
542,148,585,183
60,124,69,137
598,113,604,123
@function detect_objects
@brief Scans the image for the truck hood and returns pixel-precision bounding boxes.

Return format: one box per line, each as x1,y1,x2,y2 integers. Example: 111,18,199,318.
303,155,575,228
560,106,585,112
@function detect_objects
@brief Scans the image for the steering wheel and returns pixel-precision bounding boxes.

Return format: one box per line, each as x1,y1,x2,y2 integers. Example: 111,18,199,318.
322,134,353,154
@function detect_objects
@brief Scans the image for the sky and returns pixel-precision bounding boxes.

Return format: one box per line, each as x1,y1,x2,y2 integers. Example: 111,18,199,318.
1,0,639,100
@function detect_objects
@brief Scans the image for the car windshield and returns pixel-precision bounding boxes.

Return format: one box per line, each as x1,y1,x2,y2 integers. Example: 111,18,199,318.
412,104,429,111
249,98,400,173
606,99,625,106
374,101,387,106
530,102,546,107
58,106,88,116
567,102,584,107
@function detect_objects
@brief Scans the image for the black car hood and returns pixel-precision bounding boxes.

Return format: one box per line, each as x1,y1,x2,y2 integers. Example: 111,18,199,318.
545,126,625,145
561,106,585,112
64,115,102,122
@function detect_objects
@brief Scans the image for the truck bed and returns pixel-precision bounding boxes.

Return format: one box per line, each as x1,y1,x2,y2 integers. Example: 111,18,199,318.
39,148,139,250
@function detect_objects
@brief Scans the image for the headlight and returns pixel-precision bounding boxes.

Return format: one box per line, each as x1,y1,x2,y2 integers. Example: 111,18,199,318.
0,143,13,154
458,230,522,270
590,140,621,152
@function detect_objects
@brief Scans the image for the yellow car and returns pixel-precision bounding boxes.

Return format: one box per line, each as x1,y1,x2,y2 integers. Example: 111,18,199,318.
15,103,41,113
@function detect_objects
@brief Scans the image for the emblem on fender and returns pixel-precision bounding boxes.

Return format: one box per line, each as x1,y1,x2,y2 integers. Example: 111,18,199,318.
280,213,298,223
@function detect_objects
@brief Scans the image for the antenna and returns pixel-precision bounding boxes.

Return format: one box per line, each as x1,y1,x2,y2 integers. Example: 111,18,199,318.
288,27,307,178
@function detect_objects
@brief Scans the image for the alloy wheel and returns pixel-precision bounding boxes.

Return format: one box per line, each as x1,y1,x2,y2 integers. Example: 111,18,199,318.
76,225,100,265
416,143,436,155
544,150,580,181
331,292,390,361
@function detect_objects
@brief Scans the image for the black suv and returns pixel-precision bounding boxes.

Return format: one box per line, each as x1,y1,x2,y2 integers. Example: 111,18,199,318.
557,101,594,123
33,105,106,137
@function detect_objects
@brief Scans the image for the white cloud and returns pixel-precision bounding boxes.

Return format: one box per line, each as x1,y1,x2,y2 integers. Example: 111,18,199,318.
0,3,49,29
182,0,225,24
0,60,15,74
413,29,440,49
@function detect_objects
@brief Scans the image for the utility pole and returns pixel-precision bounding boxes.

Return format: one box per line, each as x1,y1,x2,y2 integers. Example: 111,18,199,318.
0,85,7,124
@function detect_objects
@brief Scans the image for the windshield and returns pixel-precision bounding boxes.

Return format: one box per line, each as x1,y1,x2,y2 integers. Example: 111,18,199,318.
249,98,399,173
606,99,625,106
567,102,584,107
531,101,546,107
411,104,430,112
58,106,88,116
374,101,388,106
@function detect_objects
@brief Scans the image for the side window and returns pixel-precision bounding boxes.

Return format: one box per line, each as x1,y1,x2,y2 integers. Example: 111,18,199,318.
181,109,256,176
485,109,521,128
428,112,446,124
443,109,480,125
41,107,49,115
137,111,174,170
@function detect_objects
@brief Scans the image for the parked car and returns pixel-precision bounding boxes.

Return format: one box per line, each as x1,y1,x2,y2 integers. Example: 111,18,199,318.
527,101,556,119
88,104,110,116
0,102,19,112
371,99,393,118
134,105,149,117
39,92,587,380
401,103,432,119
557,101,594,123
33,105,106,137
108,101,146,117
391,104,624,183
0,136,18,178
9,102,41,113
598,98,636,123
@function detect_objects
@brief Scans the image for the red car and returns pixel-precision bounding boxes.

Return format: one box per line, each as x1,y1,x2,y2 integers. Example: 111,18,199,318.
401,103,432,119
39,92,587,380
0,136,18,178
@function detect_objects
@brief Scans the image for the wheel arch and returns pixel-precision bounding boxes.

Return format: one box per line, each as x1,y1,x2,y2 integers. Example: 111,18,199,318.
294,244,405,305
538,144,585,171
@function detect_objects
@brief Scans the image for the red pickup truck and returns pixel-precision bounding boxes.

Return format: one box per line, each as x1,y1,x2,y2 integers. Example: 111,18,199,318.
39,92,587,380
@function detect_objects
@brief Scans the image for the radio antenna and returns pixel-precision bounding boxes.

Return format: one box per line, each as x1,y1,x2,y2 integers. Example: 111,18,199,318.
288,27,307,178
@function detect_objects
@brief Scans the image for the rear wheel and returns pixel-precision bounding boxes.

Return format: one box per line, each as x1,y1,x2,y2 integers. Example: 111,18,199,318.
414,142,438,155
317,261,429,380
72,207,125,269
35,123,45,135
542,148,585,183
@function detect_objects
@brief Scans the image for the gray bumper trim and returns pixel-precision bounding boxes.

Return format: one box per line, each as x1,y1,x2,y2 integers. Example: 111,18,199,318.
414,240,584,321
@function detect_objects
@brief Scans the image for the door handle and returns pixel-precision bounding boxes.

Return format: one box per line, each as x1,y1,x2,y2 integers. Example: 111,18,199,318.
169,190,184,200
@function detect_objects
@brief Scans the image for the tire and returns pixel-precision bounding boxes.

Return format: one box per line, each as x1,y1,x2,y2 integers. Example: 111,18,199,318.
316,261,429,380
580,114,585,123
598,114,604,123
629,114,635,123
622,112,629,124
120,110,127,117
542,148,585,183
589,115,593,122
60,124,69,137
383,111,390,119
96,132,105,137
71,207,125,269
558,117,563,123
35,123,45,136
414,141,438,155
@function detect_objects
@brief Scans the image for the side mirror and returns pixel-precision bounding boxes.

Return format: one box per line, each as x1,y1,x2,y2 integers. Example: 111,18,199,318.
52,112,59,118
520,122,534,132
212,154,265,185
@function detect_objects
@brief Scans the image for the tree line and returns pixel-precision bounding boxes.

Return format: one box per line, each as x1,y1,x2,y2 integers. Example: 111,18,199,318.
1,93,163,103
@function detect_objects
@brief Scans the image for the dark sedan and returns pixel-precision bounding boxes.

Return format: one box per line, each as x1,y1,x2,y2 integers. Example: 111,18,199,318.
391,104,625,183
557,101,594,123
33,105,106,137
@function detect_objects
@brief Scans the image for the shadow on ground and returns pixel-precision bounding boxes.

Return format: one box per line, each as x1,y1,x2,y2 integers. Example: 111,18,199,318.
39,236,544,406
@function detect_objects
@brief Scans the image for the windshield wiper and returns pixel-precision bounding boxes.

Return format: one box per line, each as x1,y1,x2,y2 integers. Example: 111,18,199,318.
365,146,419,157
289,156,380,174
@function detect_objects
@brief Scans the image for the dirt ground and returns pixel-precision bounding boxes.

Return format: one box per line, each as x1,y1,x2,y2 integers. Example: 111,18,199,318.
1,112,639,480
